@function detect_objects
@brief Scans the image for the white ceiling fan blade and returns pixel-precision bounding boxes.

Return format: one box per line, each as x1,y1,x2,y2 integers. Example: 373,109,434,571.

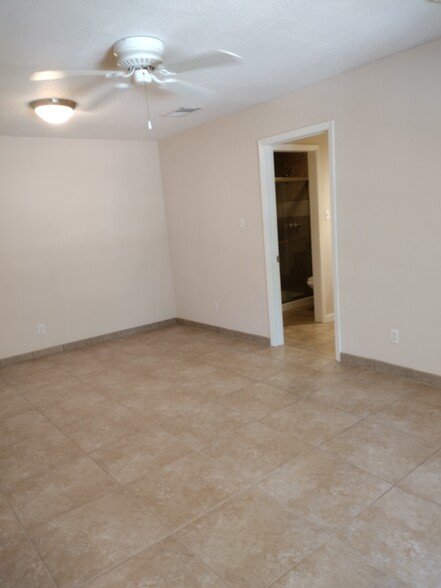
30,69,129,81
157,77,215,96
160,50,242,75
81,81,132,110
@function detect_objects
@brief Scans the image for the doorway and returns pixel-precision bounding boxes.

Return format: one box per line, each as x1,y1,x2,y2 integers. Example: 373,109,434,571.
274,149,313,308
258,122,341,359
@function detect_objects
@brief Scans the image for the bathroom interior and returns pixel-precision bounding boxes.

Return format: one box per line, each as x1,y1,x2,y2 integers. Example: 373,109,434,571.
274,150,313,306
274,146,335,356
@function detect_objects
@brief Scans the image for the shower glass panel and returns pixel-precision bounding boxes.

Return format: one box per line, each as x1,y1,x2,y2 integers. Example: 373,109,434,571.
274,151,313,304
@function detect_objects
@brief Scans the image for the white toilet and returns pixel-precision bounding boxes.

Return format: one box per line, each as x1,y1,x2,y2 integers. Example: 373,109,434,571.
307,276,314,290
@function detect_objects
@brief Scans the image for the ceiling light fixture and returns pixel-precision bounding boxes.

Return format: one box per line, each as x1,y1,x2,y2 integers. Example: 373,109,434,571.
29,98,77,124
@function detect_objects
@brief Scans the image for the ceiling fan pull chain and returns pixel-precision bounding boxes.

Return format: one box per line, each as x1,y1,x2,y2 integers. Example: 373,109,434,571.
142,75,153,130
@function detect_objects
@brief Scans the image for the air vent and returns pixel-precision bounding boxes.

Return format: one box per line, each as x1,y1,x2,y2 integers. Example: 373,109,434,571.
163,107,201,118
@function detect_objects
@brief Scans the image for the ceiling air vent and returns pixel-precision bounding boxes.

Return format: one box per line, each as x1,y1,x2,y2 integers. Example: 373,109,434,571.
163,107,201,118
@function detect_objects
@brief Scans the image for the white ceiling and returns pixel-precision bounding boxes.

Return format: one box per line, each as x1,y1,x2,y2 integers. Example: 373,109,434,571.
1,0,440,141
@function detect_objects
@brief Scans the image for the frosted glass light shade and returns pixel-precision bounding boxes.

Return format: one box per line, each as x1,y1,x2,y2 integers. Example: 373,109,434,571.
29,98,76,124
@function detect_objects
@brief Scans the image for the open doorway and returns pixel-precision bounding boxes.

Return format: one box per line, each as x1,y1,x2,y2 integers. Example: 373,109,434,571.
258,122,341,359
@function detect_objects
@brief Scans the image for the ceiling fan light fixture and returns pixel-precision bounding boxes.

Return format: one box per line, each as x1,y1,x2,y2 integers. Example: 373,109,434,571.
29,98,77,124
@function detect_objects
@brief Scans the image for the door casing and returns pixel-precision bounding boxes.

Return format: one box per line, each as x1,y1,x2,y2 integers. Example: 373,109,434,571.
258,121,341,358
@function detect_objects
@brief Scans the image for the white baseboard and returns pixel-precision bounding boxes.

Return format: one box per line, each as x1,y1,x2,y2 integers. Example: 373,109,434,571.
282,296,314,311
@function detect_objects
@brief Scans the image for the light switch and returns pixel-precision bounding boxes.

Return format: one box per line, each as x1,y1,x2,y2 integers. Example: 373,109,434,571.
324,209,331,221
239,217,245,229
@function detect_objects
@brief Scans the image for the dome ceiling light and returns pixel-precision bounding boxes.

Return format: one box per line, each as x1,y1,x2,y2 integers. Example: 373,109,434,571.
29,98,77,124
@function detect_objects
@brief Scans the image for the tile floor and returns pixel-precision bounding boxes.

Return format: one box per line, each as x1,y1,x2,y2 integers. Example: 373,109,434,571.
1,312,440,587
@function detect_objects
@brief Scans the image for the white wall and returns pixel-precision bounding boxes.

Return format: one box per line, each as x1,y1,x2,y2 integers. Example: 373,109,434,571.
0,137,176,358
160,38,441,376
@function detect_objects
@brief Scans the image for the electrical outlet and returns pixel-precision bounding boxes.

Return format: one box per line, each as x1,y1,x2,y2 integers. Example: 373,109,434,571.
37,323,46,335
390,328,400,344
214,302,219,313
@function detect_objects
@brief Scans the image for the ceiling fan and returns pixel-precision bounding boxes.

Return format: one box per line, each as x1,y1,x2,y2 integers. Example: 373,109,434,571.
30,36,243,96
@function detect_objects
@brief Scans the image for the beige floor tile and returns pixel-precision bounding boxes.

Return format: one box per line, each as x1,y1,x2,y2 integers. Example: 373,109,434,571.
2,367,72,393
21,376,96,409
0,535,56,588
175,487,329,588
162,358,218,382
0,410,55,450
4,455,118,534
87,536,228,587
0,493,23,545
122,349,180,373
0,376,14,391
0,388,33,421
217,381,300,420
101,371,177,403
398,450,441,506
201,422,311,487
0,358,56,380
2,323,440,587
272,538,406,588
413,384,441,407
350,369,420,394
178,368,252,400
127,452,239,529
58,404,147,453
0,427,82,487
261,399,360,446
200,350,285,380
40,390,117,429
369,397,441,445
160,400,250,449
259,449,390,533
110,338,163,359
263,368,321,395
336,487,441,587
125,385,205,422
33,489,167,588
309,378,407,417
256,345,313,365
173,339,234,359
90,427,192,484
322,420,437,483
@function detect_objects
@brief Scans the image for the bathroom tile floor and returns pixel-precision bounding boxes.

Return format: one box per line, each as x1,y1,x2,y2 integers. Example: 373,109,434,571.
1,319,441,587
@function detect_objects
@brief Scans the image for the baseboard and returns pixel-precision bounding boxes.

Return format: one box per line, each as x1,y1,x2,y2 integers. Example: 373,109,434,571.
340,352,441,388
176,318,270,345
0,317,270,368
282,296,314,311
0,318,177,368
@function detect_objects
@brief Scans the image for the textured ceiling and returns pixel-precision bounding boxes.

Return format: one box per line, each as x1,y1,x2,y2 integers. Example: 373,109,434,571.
0,0,440,141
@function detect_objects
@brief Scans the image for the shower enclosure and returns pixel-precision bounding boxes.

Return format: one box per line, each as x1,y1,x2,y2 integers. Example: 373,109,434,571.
274,151,313,304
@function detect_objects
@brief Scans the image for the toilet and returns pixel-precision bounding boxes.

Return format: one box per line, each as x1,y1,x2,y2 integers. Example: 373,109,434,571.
307,276,314,290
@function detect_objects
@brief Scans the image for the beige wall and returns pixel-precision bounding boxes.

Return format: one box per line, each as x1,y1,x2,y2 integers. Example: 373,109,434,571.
295,133,333,319
160,38,441,375
0,137,175,358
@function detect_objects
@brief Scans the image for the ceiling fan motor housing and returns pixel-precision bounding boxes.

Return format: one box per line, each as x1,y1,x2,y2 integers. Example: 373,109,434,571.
113,36,165,69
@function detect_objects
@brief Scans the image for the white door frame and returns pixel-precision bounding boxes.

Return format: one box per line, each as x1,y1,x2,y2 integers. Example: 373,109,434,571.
258,121,341,359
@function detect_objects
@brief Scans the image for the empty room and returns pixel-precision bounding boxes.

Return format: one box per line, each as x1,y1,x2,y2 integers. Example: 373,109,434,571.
1,1,440,586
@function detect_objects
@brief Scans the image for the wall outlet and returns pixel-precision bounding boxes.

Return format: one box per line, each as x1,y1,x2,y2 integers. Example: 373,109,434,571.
214,302,219,313
37,323,46,335
390,328,400,344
